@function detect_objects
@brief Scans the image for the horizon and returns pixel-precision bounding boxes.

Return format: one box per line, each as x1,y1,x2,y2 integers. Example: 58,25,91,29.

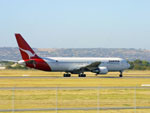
0,46,149,50
1,46,150,61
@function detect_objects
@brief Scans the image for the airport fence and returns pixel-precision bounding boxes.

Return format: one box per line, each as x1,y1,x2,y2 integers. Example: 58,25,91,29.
0,86,150,113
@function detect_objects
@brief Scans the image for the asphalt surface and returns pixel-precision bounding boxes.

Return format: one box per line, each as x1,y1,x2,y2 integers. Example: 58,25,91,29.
0,86,150,90
1,106,150,112
0,75,150,79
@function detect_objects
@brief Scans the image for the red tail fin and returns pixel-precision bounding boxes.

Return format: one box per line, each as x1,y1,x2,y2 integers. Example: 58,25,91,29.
15,33,39,60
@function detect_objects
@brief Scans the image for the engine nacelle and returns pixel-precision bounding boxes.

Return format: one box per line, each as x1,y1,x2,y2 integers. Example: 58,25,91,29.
92,67,108,74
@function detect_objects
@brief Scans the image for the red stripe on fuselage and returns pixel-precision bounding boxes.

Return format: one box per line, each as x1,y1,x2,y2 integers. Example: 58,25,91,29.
25,58,51,71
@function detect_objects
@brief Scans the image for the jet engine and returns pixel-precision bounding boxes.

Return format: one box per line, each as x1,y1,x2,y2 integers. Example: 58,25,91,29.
92,67,108,74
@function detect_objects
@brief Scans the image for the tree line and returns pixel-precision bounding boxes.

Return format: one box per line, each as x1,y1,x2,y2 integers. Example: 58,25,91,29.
128,59,150,70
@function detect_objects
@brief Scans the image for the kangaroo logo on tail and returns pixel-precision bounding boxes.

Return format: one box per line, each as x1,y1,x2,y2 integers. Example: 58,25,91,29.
15,33,39,60
19,47,36,59
15,33,51,71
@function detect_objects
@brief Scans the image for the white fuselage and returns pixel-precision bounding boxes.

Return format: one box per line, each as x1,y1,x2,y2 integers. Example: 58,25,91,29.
42,57,130,72
15,33,130,77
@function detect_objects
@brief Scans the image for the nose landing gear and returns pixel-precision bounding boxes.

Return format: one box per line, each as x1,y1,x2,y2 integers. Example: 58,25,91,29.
119,71,123,77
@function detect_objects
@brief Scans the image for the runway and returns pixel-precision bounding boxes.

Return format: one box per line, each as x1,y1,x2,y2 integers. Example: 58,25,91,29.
0,75,150,79
0,106,150,112
0,86,150,90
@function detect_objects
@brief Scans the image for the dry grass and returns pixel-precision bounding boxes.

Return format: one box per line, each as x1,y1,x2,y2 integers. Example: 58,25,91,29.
0,69,150,87
0,69,150,77
3,109,150,113
0,70,150,113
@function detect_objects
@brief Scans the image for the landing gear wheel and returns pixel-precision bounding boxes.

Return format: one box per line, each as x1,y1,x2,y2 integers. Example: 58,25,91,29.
119,71,123,77
119,74,123,77
64,73,71,77
78,73,86,77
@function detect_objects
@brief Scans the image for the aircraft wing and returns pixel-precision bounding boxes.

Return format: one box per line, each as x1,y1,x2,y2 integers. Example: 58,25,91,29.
0,60,35,65
0,60,18,63
81,61,101,71
71,61,101,74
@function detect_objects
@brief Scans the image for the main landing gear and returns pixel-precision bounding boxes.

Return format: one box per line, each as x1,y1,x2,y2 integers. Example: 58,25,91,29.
119,71,123,77
63,73,71,77
63,73,86,77
78,73,86,77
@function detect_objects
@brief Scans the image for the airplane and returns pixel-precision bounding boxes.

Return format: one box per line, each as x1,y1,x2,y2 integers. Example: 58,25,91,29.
15,33,130,77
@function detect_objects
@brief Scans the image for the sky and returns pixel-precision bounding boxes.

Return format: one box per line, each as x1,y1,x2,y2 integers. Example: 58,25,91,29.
0,0,150,49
